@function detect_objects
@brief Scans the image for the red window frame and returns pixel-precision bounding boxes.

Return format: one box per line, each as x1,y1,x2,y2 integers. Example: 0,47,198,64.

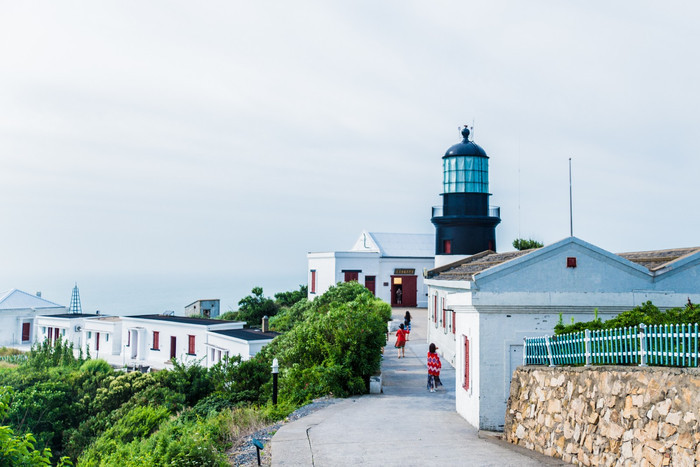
463,336,470,390
452,310,456,334
96,332,100,351
188,335,196,355
567,257,577,268
152,331,160,350
441,298,446,329
21,322,30,342
310,270,316,293
433,295,438,324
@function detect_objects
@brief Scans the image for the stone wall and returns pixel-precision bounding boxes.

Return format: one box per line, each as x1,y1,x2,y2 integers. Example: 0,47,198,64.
505,365,700,466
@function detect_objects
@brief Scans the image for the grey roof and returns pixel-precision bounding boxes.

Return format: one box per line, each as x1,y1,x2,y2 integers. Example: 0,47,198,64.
43,313,100,319
427,245,700,281
368,232,434,258
128,314,235,326
617,247,700,271
0,289,66,310
211,328,279,341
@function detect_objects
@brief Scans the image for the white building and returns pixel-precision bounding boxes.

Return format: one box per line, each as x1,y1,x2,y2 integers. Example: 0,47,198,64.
185,299,221,318
35,313,99,350
0,289,68,346
425,237,700,431
206,328,278,365
83,316,123,365
118,315,249,370
308,231,434,307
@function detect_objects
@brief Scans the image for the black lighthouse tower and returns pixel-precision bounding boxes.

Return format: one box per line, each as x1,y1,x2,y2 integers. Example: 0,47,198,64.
431,126,501,258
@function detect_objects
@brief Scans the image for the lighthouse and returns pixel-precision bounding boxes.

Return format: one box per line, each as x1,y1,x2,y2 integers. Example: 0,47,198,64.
431,126,501,267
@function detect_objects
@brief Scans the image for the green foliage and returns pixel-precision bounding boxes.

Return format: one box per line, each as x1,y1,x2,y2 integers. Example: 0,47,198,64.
78,405,171,465
269,298,311,332
512,238,544,250
263,281,390,404
233,287,280,326
554,301,700,335
0,386,67,466
79,359,112,375
274,284,308,307
217,310,239,321
0,347,24,356
25,338,84,371
156,360,215,407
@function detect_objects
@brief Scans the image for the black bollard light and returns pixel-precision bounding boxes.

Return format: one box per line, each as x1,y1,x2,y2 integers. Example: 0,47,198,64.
272,358,279,405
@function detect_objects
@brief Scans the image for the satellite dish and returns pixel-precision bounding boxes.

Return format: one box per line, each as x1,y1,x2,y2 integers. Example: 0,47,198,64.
74,325,82,332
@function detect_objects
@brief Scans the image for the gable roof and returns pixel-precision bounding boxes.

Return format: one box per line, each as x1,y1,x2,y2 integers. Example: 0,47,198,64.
352,231,434,258
427,238,700,281
0,289,66,310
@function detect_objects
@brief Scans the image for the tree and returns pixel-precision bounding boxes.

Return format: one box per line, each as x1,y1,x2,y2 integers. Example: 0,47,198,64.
274,284,308,307
512,238,544,250
234,287,279,327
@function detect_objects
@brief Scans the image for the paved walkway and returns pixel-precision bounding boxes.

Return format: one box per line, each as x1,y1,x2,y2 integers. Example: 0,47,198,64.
270,308,565,466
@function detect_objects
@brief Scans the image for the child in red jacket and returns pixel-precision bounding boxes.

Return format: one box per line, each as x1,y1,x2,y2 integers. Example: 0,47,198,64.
395,323,407,358
427,343,442,392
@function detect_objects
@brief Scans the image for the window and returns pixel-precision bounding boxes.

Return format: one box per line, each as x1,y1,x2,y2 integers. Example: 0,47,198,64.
188,335,196,355
463,336,470,391
452,310,456,335
152,331,160,350
441,298,446,329
433,295,438,327
443,155,489,194
443,239,452,254
567,257,577,268
310,270,316,294
87,331,92,339
127,331,131,347
96,332,100,351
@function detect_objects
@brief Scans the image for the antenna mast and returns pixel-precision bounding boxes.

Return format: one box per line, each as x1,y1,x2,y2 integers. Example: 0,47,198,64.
569,158,573,237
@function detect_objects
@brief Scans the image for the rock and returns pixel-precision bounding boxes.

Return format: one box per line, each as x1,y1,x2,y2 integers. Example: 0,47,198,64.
645,420,659,440
656,399,672,417
677,432,694,449
621,441,633,459
658,422,677,438
665,411,682,426
548,399,561,414
608,422,625,440
515,424,526,439
588,412,599,424
683,412,696,424
644,446,663,466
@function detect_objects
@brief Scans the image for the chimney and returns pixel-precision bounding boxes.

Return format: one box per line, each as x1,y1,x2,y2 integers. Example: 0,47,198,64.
262,315,269,333
36,291,42,297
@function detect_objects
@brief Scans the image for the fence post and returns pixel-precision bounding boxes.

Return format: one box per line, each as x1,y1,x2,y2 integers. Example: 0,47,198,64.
523,337,527,366
545,336,555,367
639,324,648,367
584,329,591,366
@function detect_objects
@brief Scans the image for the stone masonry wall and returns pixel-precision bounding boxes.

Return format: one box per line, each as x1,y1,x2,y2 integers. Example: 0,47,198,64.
505,365,700,466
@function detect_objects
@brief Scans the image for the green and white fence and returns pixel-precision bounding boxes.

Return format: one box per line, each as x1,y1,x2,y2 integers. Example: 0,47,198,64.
524,323,700,367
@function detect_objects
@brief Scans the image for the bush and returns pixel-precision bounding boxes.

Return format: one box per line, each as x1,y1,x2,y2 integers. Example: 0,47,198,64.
554,301,700,335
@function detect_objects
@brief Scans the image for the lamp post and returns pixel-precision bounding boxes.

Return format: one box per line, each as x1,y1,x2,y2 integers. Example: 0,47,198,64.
272,358,279,405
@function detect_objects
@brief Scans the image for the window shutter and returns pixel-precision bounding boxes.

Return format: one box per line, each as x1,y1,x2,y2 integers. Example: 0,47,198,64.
463,336,470,390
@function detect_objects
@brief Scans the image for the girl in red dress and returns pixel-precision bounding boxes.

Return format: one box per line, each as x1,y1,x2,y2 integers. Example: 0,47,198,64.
427,343,442,392
395,323,407,358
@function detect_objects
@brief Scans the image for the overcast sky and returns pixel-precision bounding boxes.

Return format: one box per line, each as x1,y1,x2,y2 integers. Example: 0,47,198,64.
2,1,699,310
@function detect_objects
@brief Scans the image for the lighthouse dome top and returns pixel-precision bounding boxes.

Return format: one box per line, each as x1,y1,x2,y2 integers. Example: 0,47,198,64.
444,126,488,158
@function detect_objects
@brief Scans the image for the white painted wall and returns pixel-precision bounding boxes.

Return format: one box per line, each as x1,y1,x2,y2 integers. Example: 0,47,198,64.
308,251,433,307
0,308,67,346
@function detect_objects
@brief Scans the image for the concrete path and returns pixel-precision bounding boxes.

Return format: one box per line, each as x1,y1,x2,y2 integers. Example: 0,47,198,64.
270,308,564,466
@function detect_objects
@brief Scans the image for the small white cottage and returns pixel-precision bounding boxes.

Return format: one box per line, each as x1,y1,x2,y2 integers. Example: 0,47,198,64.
308,231,434,307
0,289,68,346
425,237,700,431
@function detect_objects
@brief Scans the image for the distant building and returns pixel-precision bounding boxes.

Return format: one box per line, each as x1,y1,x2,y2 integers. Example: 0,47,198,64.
308,231,434,307
185,299,221,318
0,289,67,346
35,313,99,350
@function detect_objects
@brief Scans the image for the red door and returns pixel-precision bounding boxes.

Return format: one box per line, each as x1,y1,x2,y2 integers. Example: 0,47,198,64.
365,276,376,295
401,276,417,307
170,336,177,359
344,271,359,282
21,323,30,342
96,332,100,351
